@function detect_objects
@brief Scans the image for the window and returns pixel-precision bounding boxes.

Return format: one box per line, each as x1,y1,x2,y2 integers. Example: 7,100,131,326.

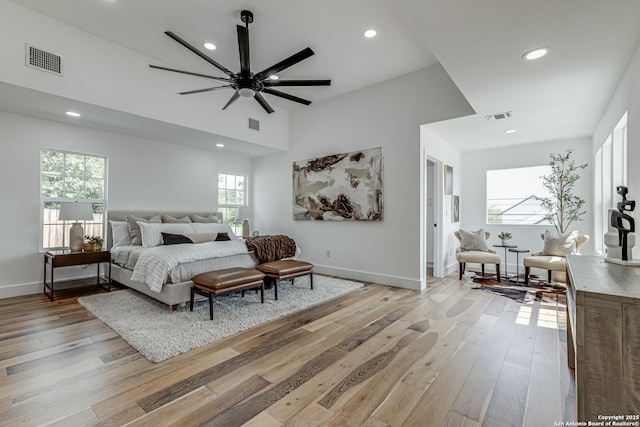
41,149,107,250
217,173,247,236
594,112,627,254
486,165,552,225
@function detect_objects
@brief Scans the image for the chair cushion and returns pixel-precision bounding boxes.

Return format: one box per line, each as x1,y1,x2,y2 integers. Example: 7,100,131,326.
192,268,265,291
523,255,567,271
458,229,489,252
257,260,314,276
456,250,500,264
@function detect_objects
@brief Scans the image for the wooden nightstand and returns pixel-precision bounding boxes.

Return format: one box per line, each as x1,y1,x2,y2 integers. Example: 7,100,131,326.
43,250,112,301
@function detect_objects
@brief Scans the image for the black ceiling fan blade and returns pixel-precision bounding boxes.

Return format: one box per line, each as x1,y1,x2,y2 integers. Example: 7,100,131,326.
255,47,315,81
149,65,230,82
222,91,240,110
254,92,275,114
237,25,251,76
164,31,234,77
263,79,331,87
262,88,311,105
178,85,232,95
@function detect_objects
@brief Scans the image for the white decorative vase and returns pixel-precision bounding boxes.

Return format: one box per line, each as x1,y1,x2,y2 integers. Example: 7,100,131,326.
501,238,511,246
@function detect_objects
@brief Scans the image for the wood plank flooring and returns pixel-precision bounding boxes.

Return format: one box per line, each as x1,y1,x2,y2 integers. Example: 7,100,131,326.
0,274,575,426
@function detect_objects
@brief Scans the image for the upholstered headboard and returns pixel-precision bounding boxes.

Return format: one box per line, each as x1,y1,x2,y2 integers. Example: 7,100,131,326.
106,210,223,249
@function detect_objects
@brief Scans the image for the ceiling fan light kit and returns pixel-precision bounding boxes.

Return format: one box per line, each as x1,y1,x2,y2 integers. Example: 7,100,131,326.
149,10,331,114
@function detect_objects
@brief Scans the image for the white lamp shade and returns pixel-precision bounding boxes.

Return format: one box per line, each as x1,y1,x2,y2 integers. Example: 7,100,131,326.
58,201,94,221
237,206,254,219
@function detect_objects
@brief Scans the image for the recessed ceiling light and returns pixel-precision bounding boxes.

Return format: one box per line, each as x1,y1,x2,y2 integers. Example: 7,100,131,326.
505,129,517,134
522,47,549,60
364,29,377,38
216,143,224,148
203,42,216,51
65,111,80,117
269,75,279,80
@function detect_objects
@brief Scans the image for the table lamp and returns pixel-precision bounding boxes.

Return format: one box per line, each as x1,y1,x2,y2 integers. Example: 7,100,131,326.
58,201,94,252
237,206,254,239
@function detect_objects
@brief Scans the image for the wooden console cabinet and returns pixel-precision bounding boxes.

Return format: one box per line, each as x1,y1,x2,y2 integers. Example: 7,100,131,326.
566,255,640,422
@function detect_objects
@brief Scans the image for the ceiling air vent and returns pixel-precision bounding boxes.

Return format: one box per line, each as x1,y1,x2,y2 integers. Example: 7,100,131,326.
485,111,512,121
25,44,63,76
248,117,260,131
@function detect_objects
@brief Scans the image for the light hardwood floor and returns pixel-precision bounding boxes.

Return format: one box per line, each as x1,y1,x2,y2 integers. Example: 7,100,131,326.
0,274,575,426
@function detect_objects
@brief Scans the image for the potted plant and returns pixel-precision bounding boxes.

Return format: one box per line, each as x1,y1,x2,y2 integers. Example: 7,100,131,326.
538,150,588,233
497,231,512,246
83,235,104,252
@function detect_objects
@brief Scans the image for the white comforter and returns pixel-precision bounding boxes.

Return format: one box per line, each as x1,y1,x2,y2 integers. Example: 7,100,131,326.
130,241,250,292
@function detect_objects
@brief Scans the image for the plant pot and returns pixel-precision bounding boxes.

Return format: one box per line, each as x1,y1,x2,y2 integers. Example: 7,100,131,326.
82,242,102,252
501,238,511,246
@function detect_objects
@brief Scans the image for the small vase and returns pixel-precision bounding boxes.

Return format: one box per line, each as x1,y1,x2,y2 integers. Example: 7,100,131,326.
82,242,102,252
501,238,511,246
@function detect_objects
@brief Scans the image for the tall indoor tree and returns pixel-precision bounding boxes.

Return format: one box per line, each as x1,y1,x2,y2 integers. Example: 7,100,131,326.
538,150,588,233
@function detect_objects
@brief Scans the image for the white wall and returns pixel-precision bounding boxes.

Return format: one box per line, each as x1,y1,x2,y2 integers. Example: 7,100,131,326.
0,110,251,298
422,127,463,276
593,40,640,244
0,0,288,151
252,65,475,290
460,138,594,273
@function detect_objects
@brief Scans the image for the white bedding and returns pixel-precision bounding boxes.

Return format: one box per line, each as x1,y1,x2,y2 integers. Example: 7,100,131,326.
120,240,252,292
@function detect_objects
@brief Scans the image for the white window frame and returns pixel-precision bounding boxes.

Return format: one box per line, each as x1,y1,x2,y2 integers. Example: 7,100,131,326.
486,165,552,225
217,172,248,236
40,149,108,251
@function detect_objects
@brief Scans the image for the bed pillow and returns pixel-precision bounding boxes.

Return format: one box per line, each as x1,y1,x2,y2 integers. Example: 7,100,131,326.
190,214,220,223
162,214,192,223
459,229,489,252
191,222,237,240
161,232,193,245
126,214,161,245
138,222,193,247
542,230,578,256
109,220,132,247
215,232,231,241
184,233,217,243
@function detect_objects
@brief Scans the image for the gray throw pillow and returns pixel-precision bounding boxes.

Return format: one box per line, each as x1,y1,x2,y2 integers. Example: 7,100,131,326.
126,214,162,245
162,214,192,223
459,229,489,252
542,230,578,256
190,214,220,223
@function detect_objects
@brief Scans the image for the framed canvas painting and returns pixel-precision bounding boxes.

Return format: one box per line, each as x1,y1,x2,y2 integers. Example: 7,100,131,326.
292,147,383,221
445,165,453,195
452,195,460,223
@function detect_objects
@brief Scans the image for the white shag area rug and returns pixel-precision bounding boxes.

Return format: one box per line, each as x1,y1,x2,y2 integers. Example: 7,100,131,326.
78,275,363,363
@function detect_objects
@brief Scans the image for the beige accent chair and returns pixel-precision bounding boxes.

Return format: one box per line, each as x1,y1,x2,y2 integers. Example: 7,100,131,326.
523,233,589,284
454,231,501,281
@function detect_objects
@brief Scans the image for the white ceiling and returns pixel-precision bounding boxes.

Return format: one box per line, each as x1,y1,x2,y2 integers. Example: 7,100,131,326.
6,0,640,152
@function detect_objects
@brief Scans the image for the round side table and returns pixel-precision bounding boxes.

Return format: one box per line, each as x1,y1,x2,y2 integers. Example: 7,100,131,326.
493,244,518,278
508,248,529,283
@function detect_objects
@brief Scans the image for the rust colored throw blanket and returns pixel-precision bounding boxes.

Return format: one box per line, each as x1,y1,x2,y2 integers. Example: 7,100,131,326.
245,235,297,263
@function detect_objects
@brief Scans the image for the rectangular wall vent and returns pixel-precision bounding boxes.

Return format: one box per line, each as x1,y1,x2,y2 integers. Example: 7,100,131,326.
485,111,512,121
25,44,63,75
248,117,260,131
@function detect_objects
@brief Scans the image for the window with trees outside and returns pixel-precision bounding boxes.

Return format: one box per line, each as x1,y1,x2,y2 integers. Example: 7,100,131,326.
218,173,246,236
486,165,552,225
41,149,107,250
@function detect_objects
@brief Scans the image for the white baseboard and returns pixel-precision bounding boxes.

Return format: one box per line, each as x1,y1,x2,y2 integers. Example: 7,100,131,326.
313,264,422,291
444,262,458,277
0,274,104,300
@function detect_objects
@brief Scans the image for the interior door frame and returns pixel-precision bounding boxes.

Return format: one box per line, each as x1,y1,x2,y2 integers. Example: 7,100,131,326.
426,156,443,278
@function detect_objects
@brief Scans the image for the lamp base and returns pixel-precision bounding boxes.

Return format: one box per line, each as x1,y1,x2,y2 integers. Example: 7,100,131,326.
69,222,84,252
242,219,250,239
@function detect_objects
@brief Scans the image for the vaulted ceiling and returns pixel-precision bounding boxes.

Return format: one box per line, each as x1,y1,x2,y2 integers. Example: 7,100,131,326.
7,0,640,152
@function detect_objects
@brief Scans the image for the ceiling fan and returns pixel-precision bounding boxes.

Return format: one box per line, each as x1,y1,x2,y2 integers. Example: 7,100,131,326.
149,10,331,114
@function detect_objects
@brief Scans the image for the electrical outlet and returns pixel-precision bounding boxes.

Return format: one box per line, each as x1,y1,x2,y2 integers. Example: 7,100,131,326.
326,249,331,258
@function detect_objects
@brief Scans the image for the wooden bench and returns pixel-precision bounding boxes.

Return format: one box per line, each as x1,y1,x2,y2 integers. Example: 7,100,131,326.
256,260,314,300
190,267,265,320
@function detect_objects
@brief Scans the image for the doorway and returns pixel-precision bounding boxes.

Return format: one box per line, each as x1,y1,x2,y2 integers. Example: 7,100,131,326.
426,157,443,278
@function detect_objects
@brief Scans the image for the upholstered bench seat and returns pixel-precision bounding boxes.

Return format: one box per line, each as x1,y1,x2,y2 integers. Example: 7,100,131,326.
256,260,314,300
190,267,265,320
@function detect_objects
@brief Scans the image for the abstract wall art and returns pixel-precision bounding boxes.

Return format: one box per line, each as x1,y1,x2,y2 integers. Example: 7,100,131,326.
293,147,383,221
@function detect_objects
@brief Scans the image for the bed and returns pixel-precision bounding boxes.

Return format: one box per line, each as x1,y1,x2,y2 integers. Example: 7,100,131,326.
107,210,259,310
